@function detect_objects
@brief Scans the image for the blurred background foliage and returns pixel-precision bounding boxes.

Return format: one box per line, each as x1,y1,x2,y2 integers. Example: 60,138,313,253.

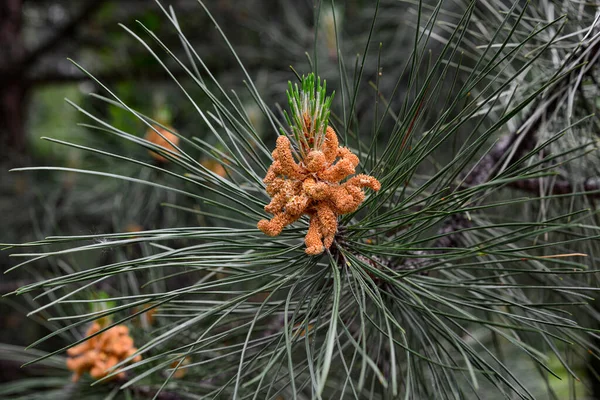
1,0,600,399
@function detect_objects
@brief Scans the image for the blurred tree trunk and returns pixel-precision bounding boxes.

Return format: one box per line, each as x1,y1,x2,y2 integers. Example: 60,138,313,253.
0,0,26,155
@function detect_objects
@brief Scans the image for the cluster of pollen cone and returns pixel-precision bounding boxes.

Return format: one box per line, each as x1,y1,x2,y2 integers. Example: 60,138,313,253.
258,120,380,255
66,322,141,382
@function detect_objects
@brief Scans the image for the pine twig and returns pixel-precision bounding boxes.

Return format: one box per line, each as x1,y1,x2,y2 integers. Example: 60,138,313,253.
509,176,600,197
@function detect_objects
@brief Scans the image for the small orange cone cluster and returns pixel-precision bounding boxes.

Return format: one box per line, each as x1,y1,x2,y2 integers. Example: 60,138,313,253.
66,322,141,382
293,322,314,338
258,126,380,255
132,306,157,327
144,126,179,163
125,223,143,233
169,357,191,379
200,158,228,178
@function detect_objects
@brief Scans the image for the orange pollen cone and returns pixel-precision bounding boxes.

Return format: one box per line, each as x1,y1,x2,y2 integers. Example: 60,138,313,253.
258,126,380,255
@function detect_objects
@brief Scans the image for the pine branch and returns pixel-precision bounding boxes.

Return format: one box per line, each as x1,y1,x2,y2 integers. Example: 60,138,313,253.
396,20,600,271
5,2,600,397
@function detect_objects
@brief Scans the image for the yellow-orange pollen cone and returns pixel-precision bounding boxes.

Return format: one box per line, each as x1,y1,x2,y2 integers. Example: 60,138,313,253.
66,323,142,382
144,126,179,163
258,125,380,255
